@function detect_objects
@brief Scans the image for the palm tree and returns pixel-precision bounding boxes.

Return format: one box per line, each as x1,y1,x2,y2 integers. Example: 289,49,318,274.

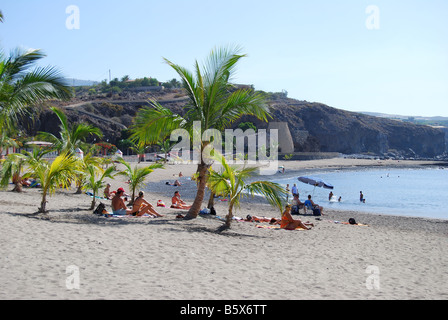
74,153,103,194
208,154,287,229
130,46,271,220
0,128,19,158
157,138,175,163
116,158,163,205
27,152,79,213
0,153,27,192
0,48,72,137
129,142,150,164
84,164,115,210
37,106,103,155
0,10,4,23
0,147,53,192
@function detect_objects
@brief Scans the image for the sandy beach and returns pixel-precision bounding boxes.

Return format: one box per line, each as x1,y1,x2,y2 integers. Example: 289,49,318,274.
1,157,447,300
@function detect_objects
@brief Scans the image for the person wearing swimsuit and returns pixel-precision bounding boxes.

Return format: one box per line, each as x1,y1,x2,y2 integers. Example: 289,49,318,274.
132,191,163,217
280,205,314,230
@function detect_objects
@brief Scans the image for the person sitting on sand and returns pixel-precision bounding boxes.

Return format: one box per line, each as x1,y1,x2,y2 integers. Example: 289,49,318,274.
280,205,314,230
131,191,163,217
104,183,116,200
21,178,32,187
304,195,324,215
111,188,133,216
171,191,191,209
291,194,306,214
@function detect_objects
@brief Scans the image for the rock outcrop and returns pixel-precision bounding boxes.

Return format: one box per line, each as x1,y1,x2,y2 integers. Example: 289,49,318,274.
22,92,447,159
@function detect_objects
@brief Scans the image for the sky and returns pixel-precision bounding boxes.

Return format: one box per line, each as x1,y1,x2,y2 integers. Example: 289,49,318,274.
1,0,447,117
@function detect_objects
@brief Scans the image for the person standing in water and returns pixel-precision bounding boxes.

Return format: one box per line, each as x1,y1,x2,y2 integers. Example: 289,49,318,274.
360,191,366,203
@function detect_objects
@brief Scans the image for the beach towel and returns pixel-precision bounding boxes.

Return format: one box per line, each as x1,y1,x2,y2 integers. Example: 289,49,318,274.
256,225,307,231
106,214,155,218
86,192,108,200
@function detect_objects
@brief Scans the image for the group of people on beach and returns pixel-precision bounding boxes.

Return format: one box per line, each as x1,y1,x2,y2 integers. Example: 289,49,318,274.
102,183,191,217
286,183,324,216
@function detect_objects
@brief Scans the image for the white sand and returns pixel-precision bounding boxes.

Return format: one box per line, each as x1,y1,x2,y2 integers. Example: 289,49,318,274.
0,158,447,300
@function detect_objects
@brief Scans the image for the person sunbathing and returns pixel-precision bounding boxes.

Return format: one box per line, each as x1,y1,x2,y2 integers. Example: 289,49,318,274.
104,183,116,200
111,188,133,216
174,180,182,186
280,205,314,230
245,215,274,223
131,191,163,217
171,191,191,209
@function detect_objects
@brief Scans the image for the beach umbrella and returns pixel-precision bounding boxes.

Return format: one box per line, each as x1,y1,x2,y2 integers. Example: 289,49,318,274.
298,176,334,196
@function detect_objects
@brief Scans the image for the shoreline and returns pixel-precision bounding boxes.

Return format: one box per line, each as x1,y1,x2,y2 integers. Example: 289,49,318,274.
1,157,447,300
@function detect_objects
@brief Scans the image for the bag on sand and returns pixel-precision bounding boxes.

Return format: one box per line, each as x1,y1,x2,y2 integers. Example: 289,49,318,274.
210,206,217,215
291,205,299,215
93,203,106,215
312,208,321,216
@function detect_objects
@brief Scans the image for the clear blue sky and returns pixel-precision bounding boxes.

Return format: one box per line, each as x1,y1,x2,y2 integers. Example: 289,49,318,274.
1,0,447,117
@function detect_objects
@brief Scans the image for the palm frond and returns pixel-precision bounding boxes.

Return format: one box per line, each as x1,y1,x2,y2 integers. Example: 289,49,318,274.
0,49,73,133
163,58,200,110
11,66,72,106
243,181,287,213
129,100,185,146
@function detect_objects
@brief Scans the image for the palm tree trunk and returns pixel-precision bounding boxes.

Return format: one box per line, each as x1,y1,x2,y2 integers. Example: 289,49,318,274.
225,203,234,228
12,182,23,193
185,162,209,220
39,191,48,213
90,191,96,210
207,190,215,209
75,182,83,194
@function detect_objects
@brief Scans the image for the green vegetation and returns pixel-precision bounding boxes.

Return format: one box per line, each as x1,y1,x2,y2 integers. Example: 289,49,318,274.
130,45,271,220
37,107,103,155
208,153,287,228
116,158,163,205
77,76,182,95
0,48,73,155
28,152,80,213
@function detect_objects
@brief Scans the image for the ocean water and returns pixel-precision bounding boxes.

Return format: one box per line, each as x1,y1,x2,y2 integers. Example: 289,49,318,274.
273,167,448,220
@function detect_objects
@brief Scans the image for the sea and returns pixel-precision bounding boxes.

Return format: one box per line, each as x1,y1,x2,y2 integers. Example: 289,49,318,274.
272,167,448,220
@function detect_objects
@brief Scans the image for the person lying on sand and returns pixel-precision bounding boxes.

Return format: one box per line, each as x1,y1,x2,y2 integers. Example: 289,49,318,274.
245,215,276,223
166,180,182,186
280,205,314,230
171,191,191,209
131,191,163,217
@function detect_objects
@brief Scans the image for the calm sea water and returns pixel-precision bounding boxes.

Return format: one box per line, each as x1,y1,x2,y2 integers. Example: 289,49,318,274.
273,167,448,220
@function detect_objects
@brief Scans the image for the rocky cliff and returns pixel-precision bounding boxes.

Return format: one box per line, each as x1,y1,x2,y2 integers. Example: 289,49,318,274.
267,100,446,158
25,91,447,159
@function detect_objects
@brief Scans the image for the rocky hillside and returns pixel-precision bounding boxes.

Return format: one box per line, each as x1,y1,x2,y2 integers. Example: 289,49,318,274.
25,89,447,159
269,99,446,158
